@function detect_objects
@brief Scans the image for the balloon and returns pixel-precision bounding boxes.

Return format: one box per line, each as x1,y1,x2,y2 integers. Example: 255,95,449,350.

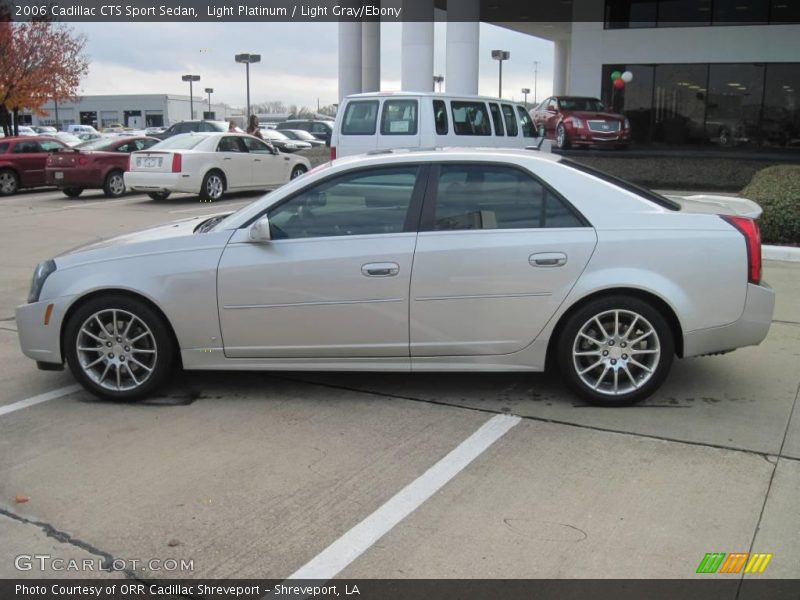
614,78,625,89
611,71,622,81
621,71,634,83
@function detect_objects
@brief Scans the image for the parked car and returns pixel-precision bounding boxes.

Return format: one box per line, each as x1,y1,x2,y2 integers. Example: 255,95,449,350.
279,128,327,148
52,132,83,147
66,124,99,135
17,126,38,136
151,120,229,140
19,148,773,405
260,128,313,152
278,119,333,145
144,126,166,136
76,132,104,143
31,126,58,135
531,96,631,149
45,136,160,198
331,92,538,159
124,132,310,201
0,136,70,195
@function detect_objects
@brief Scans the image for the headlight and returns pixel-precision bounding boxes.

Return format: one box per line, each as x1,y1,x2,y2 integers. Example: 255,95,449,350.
28,259,56,303
571,117,584,128
624,118,631,129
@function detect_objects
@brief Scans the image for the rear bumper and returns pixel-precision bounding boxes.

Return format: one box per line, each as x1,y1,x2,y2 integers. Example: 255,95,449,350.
45,167,102,188
124,171,192,193
683,282,775,357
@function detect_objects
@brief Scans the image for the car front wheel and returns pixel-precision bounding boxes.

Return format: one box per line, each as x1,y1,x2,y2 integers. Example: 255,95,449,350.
103,170,126,198
64,295,175,401
290,165,307,180
556,296,674,406
0,169,19,196
556,124,570,149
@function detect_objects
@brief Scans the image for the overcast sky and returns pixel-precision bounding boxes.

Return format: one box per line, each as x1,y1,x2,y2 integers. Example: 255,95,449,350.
71,21,554,109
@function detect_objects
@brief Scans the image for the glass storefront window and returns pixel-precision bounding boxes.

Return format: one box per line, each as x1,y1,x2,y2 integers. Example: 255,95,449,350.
653,64,708,143
763,64,800,147
602,64,655,142
605,0,797,27
706,63,765,146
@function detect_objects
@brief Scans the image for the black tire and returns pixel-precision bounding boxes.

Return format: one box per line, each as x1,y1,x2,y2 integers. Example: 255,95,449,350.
62,187,84,198
102,170,126,198
0,168,19,196
556,295,674,407
556,123,571,149
147,191,171,201
290,165,307,180
199,170,226,202
64,294,175,401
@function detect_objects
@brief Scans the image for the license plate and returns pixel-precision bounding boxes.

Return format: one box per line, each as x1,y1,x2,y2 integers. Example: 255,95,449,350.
54,172,64,180
137,157,162,168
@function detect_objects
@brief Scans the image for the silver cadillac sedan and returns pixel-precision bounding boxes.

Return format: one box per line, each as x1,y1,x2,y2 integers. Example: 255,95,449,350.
16,149,774,406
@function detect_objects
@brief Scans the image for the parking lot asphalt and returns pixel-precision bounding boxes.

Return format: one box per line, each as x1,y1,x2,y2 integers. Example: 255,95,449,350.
0,188,798,584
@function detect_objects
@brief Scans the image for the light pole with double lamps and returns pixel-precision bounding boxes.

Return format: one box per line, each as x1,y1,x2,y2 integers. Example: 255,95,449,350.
181,74,200,119
235,53,261,119
521,88,530,108
205,88,214,119
491,50,510,98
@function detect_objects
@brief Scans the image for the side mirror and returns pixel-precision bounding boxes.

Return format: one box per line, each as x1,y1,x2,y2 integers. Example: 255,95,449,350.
270,145,280,155
248,216,272,243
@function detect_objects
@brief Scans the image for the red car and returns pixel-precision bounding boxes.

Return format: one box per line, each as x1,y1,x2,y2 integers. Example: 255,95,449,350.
531,96,631,150
45,136,160,198
0,136,71,196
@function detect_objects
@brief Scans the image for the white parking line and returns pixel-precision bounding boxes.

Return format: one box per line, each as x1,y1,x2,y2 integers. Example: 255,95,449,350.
284,413,521,582
0,385,81,417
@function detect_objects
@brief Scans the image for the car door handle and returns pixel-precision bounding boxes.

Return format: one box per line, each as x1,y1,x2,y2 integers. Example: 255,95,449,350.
361,262,400,277
529,252,568,267
254,158,262,162
223,157,232,161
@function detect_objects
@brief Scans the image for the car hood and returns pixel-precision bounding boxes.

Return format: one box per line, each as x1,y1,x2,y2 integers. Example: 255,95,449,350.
55,213,235,269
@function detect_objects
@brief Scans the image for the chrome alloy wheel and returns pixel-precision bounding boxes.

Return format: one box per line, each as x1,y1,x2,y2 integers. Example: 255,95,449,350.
206,174,224,199
572,309,661,396
76,309,157,392
0,171,17,194
108,173,125,196
556,125,566,148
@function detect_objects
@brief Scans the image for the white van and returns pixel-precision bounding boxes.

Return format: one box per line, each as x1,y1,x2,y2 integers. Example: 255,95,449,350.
66,124,99,134
330,92,540,159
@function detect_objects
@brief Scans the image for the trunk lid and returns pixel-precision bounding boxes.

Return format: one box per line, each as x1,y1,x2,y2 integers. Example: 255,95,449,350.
129,151,174,173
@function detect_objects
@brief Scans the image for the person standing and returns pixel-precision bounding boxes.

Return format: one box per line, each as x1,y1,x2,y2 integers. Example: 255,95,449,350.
246,115,264,140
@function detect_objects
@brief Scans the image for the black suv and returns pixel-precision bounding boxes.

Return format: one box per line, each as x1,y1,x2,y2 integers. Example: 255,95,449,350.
277,120,333,145
152,120,229,140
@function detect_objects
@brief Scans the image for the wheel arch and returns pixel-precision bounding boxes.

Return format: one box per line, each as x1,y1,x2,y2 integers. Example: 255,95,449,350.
545,287,684,370
60,288,183,368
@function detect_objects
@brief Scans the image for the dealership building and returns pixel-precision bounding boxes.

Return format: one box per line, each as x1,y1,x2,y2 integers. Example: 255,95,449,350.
339,0,800,147
26,94,234,130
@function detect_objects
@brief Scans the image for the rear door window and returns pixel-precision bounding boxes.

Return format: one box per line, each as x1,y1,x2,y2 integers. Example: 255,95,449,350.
0,143,9,153
341,101,379,135
489,103,505,136
501,104,519,136
433,100,448,135
380,100,418,135
451,101,491,136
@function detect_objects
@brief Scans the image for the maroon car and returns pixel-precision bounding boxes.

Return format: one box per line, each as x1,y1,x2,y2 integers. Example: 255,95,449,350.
0,136,70,196
531,96,631,150
45,136,160,198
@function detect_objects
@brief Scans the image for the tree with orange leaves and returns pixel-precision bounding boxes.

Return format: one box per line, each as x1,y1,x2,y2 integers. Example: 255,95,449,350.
0,7,89,136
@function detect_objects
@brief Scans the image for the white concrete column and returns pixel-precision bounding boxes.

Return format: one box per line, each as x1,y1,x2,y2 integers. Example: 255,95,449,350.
362,19,381,93
553,38,570,96
338,21,363,101
401,0,434,92
445,0,479,95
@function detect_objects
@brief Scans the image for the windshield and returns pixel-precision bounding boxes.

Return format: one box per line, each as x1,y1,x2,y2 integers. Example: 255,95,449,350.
286,129,314,140
150,135,207,150
558,98,607,112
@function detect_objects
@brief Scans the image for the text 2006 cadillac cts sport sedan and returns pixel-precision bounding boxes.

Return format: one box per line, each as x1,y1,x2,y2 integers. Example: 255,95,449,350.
17,149,774,406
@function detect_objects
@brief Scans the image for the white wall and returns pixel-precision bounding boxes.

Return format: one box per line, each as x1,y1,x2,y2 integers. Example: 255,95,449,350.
567,23,800,97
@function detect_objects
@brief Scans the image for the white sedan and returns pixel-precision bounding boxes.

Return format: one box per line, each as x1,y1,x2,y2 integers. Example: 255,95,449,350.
17,149,773,405
124,132,311,201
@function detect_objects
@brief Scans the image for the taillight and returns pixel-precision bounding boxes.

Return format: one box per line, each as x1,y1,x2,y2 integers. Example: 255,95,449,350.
330,146,336,160
171,153,182,173
78,156,89,166
722,215,761,285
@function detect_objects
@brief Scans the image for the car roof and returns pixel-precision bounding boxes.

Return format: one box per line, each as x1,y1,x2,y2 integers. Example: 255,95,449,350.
330,147,562,169
0,136,62,143
345,91,527,104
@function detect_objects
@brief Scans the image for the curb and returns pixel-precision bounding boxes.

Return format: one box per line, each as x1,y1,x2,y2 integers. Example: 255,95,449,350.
763,245,800,262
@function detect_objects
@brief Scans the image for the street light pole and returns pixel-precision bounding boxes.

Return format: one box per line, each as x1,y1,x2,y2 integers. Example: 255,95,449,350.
205,87,214,118
533,60,539,104
235,53,262,119
182,74,200,119
521,88,530,108
491,50,510,98
433,75,444,92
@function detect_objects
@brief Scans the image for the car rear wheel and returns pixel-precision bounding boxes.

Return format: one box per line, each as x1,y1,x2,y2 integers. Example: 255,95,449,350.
200,170,225,201
556,296,674,406
290,165,307,180
147,191,171,201
103,170,126,198
0,169,19,196
64,295,175,401
556,124,570,149
62,187,84,198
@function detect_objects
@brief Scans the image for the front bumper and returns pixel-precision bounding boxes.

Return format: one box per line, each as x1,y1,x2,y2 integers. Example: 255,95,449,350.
16,295,74,365
683,282,775,357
